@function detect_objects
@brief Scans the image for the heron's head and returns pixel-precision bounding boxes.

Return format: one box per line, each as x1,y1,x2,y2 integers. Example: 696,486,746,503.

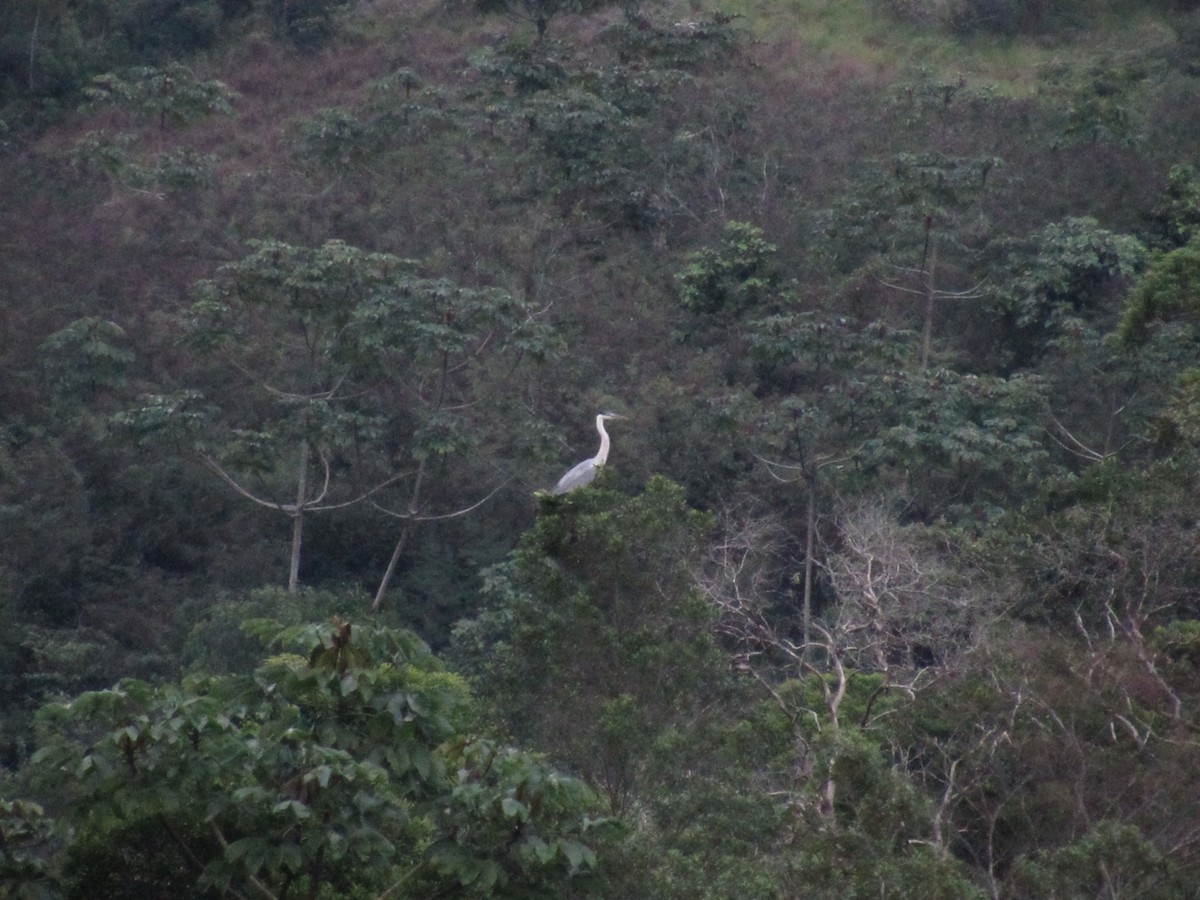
598,411,626,421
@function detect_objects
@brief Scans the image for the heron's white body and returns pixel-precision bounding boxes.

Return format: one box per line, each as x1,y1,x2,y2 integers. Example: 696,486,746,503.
550,413,619,494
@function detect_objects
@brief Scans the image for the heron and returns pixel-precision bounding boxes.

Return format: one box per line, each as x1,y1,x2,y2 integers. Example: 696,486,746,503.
550,412,625,495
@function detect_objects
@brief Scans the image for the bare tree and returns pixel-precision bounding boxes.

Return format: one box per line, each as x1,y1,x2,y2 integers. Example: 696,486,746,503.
699,497,989,827
823,497,982,676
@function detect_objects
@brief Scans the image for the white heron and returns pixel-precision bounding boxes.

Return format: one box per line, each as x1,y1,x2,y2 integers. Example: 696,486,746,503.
550,412,625,495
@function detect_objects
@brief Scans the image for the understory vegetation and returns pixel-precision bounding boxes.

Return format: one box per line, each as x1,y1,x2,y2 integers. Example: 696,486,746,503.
4,0,1200,896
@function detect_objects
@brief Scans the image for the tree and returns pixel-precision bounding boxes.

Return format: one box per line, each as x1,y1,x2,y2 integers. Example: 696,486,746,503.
677,220,778,319
1116,234,1200,347
456,475,728,813
82,62,236,130
698,497,995,897
1011,821,1188,899
0,796,54,898
471,0,615,41
17,617,607,898
989,216,1144,370
117,239,557,597
817,151,999,370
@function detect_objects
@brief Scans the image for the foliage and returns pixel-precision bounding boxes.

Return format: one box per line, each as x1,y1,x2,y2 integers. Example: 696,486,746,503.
677,220,778,317
1011,820,1187,899
1036,52,1161,149
15,618,604,898
38,317,135,407
0,796,55,899
6,0,1200,895
1145,162,1200,250
610,13,741,70
115,238,557,593
82,63,237,129
990,216,1145,368
879,0,1176,37
471,0,619,39
266,0,356,48
0,0,238,109
1117,235,1200,346
816,151,999,277
856,367,1055,518
457,475,727,811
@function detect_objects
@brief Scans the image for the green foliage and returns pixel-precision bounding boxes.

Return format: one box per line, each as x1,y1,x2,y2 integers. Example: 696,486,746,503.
0,797,55,898
9,1,1200,896
992,216,1145,367
0,0,243,107
1153,619,1200,663
817,151,999,277
607,12,741,70
471,0,615,39
748,314,1054,519
0,430,91,625
266,0,355,48
111,390,211,446
1037,52,1160,148
1146,162,1200,249
858,368,1053,514
1117,235,1200,346
461,475,727,810
1004,454,1200,627
67,130,138,180
38,317,134,407
82,63,236,129
68,130,220,195
180,585,374,675
879,0,1169,37
19,618,604,897
290,106,371,170
786,730,986,900
678,220,778,317
1011,820,1186,899
117,237,558,591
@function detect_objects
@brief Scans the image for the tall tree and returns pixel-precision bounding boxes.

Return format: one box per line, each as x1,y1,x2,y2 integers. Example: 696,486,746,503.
16,617,606,898
118,239,557,596
457,475,728,813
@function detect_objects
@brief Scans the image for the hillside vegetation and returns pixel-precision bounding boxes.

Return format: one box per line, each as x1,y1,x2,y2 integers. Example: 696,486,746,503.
4,0,1200,896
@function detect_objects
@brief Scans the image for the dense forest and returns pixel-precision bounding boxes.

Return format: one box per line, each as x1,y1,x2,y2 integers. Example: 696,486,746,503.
4,0,1200,896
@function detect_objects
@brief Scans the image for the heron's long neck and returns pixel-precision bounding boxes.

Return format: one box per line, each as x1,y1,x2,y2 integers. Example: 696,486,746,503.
594,417,611,465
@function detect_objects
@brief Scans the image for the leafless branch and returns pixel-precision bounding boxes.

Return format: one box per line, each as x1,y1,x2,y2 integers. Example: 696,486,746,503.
371,476,513,522
200,451,406,514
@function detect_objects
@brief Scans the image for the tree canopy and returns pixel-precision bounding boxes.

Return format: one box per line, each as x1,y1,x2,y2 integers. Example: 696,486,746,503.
4,0,1200,895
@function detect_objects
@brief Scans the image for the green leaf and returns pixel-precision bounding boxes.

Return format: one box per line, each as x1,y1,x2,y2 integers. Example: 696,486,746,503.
501,796,529,821
560,839,594,873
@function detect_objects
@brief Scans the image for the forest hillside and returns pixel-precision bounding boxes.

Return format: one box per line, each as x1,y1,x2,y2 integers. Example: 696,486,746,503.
4,0,1200,896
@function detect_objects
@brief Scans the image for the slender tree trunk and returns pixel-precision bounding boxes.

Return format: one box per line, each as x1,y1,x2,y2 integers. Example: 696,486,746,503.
802,472,817,662
28,7,40,93
372,456,427,612
372,523,412,613
288,439,310,594
920,238,938,372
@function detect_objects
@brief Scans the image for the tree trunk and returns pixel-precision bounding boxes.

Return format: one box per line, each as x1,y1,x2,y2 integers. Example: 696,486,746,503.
372,456,427,612
288,439,310,594
802,473,817,662
28,7,40,93
372,524,411,613
920,238,938,372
